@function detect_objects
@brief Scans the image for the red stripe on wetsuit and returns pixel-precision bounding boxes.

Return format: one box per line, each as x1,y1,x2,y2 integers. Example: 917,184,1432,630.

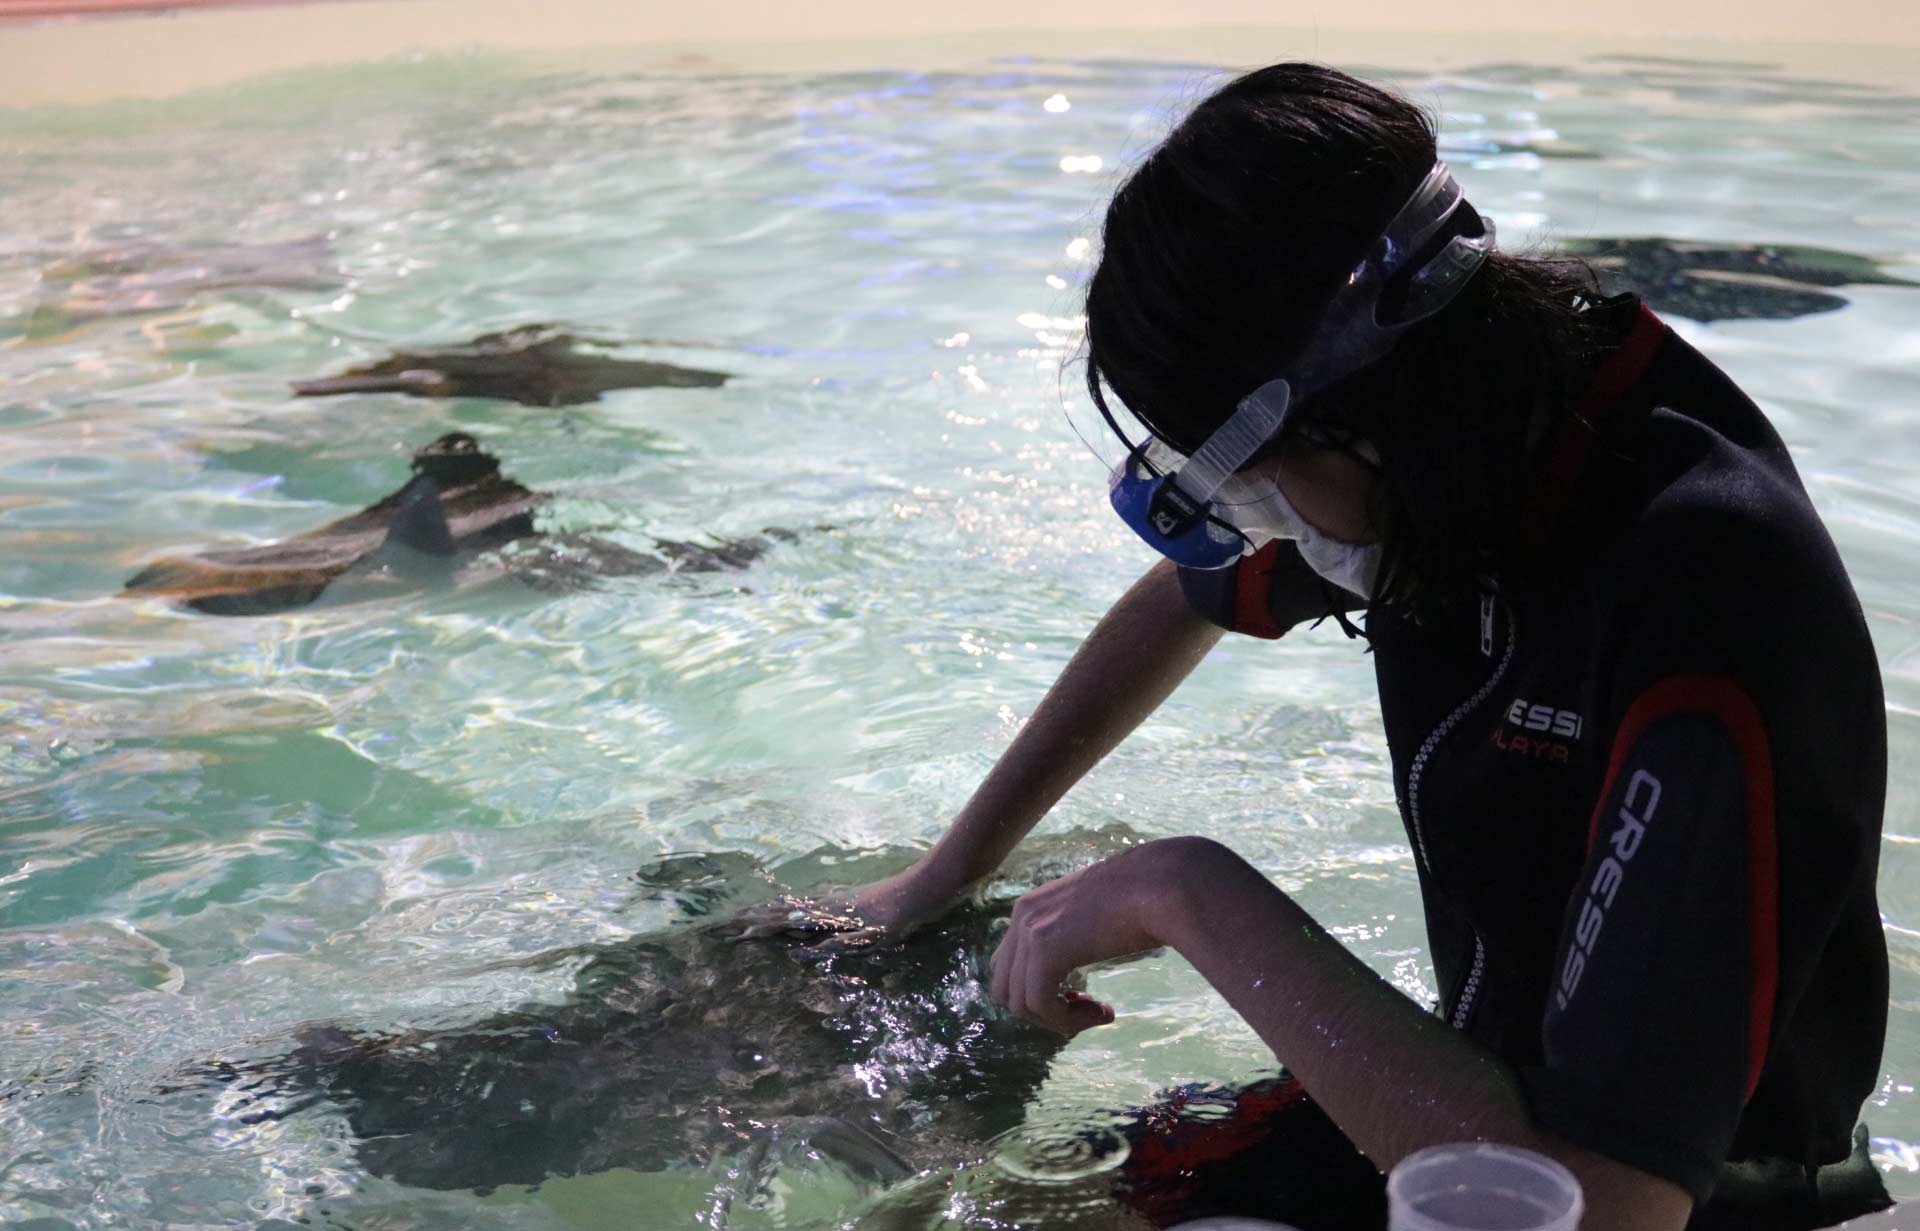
1583,674,1780,1101
1232,541,1290,640
1518,304,1667,553
1122,1076,1309,1182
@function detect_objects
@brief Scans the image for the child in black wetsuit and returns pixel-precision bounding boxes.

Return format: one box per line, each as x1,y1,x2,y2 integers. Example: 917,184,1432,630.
842,63,1892,1231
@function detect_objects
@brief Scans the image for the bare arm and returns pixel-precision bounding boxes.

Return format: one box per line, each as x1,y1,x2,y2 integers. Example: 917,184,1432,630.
1162,840,1694,1230
991,836,1694,1231
855,559,1224,924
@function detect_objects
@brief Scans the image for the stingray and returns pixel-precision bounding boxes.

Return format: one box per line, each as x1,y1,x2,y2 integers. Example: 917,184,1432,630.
290,324,731,406
196,839,1132,1196
1554,237,1920,322
121,432,786,615
21,236,345,341
201,837,1380,1230
123,834,1394,1230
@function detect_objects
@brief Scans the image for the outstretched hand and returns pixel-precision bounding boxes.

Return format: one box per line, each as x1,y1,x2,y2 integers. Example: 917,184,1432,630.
722,859,976,959
989,841,1193,1035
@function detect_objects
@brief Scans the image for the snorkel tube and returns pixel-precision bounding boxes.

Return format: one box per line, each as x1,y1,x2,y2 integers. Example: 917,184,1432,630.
1102,162,1496,570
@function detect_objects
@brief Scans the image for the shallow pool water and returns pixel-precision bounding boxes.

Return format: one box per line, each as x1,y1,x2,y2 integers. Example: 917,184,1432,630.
2,44,1918,1230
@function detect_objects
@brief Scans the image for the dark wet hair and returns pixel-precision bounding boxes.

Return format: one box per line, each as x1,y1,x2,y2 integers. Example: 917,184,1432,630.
1085,62,1609,610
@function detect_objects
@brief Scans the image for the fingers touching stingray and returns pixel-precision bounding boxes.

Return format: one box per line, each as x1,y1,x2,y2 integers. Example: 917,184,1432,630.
121,433,796,615
291,325,730,407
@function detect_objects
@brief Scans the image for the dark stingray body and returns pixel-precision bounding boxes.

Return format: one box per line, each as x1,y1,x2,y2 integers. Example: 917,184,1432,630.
121,433,779,614
123,434,542,615
1555,237,1919,322
225,898,1057,1192
504,530,790,595
291,325,731,406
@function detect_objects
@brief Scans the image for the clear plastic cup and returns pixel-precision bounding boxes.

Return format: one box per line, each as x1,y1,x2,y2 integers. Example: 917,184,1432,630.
1387,1143,1584,1231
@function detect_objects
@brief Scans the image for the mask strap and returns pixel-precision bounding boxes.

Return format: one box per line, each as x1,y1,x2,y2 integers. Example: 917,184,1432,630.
1173,378,1292,503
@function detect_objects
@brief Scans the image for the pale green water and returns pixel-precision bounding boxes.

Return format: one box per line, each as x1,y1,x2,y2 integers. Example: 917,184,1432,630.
1,46,1918,1230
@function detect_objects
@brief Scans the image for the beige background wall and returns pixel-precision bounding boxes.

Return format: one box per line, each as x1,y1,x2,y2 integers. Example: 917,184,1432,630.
3,0,1917,109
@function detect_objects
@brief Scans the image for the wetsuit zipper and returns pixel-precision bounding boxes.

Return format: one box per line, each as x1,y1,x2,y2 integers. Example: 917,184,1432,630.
1449,936,1487,1030
1405,589,1514,1031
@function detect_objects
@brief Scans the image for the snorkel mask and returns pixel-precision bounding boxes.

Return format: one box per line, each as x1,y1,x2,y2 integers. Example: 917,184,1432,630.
1100,161,1496,569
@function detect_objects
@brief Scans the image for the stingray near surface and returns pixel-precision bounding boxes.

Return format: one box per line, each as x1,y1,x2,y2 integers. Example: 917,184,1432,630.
196,838,1385,1231
292,324,731,406
204,840,1127,1196
20,236,346,342
1555,237,1919,322
122,432,788,615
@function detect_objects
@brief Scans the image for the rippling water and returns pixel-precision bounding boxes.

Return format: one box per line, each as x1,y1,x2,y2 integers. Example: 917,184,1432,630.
2,44,1918,1229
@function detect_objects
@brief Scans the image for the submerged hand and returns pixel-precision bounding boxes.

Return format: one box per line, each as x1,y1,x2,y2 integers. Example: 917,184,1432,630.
845,861,972,935
989,839,1200,1035
724,859,973,958
724,893,871,943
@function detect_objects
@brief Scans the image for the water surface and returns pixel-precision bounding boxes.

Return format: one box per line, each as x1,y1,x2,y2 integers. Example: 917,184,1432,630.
2,45,1918,1228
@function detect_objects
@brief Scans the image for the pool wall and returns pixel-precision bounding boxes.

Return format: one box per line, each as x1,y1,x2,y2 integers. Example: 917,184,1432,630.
3,0,1917,109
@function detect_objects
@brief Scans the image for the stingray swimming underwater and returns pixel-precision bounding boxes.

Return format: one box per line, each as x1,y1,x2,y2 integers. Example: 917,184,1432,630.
291,325,731,406
199,838,1386,1231
202,840,1131,1197
121,433,792,615
20,236,346,342
1555,237,1919,322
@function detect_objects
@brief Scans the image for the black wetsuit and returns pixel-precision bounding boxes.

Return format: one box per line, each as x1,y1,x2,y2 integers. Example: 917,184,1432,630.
1154,299,1891,1230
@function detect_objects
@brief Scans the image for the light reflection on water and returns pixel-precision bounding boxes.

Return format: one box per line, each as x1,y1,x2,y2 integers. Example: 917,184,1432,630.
2,45,1918,1229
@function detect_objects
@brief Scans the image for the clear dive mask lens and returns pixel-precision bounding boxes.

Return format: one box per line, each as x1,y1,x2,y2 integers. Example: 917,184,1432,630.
1100,160,1495,570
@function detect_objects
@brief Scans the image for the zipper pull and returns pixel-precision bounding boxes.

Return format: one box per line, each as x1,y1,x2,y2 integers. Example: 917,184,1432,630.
1479,592,1496,658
